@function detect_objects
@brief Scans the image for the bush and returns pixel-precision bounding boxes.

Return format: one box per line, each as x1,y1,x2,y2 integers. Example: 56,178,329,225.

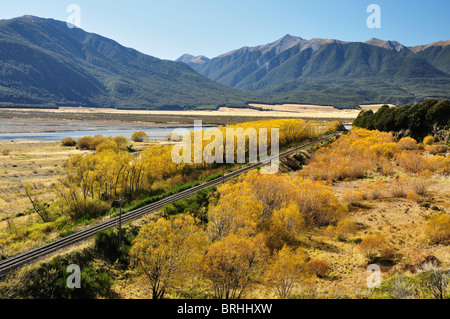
95,228,136,265
395,151,424,173
411,251,441,272
306,259,331,278
2,149,10,156
131,131,148,142
0,248,113,299
359,233,395,261
342,190,364,207
423,136,434,146
406,190,420,202
89,136,110,150
424,145,448,155
426,214,450,244
76,136,93,150
63,197,110,221
362,181,386,200
95,140,119,153
416,267,450,299
397,137,419,150
411,175,434,196
61,137,76,147
389,178,409,198
113,136,128,149
336,219,358,238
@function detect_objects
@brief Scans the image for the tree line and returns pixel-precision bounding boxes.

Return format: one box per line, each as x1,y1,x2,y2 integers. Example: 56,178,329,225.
353,99,450,140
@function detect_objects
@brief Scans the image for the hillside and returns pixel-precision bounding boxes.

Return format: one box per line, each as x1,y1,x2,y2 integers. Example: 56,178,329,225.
178,35,450,108
0,16,251,110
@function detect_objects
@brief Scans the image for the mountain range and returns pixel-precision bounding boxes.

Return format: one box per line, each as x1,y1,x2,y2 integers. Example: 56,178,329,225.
0,16,448,110
0,16,250,109
177,35,450,107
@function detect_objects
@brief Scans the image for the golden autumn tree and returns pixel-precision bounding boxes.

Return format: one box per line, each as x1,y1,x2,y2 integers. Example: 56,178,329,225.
291,177,347,226
243,171,295,224
261,202,305,251
113,136,128,149
207,181,263,242
129,215,207,299
201,234,268,299
265,245,308,298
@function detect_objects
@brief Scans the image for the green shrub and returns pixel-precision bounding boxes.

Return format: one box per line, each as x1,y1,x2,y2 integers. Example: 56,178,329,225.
95,228,136,266
0,248,113,299
61,137,76,147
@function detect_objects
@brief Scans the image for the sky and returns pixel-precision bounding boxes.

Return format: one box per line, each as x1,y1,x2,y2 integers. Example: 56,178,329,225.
1,0,449,60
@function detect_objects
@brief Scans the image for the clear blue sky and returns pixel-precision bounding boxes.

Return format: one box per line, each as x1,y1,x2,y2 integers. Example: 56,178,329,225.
2,0,449,60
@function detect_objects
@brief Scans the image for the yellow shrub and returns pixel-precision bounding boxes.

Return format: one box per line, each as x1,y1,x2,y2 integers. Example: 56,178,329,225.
343,190,364,206
306,259,331,278
425,145,448,155
426,214,450,244
397,137,419,150
359,233,394,260
389,178,409,198
336,219,358,238
301,128,399,182
442,157,450,175
423,136,434,145
395,151,424,173
362,181,386,200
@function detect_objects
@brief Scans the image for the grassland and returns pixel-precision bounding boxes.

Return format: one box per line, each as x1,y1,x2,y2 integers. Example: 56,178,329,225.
0,141,84,219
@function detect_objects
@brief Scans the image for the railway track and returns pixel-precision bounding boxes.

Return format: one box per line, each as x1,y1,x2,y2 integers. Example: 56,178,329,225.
0,133,338,278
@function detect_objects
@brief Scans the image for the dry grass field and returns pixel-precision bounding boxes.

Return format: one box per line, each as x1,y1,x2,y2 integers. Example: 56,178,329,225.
248,103,362,120
300,177,450,296
0,141,86,220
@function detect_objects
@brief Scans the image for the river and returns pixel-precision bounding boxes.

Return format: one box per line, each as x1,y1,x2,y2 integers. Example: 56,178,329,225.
0,118,207,142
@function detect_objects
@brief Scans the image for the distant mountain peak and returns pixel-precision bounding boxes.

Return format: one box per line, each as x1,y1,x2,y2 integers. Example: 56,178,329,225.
176,54,210,68
364,38,409,52
281,34,302,41
21,15,39,19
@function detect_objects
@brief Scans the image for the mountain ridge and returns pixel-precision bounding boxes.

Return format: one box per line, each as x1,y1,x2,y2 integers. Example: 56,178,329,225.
0,15,251,109
179,35,449,63
176,34,450,107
